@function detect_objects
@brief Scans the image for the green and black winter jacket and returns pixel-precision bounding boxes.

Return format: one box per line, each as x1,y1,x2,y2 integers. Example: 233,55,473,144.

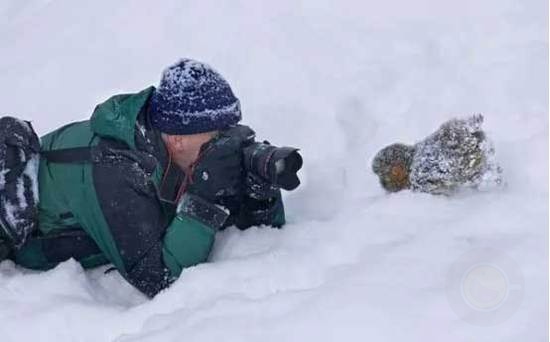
13,87,285,297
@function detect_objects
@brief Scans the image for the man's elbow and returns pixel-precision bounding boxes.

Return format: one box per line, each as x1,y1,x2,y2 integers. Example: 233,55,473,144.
124,260,173,298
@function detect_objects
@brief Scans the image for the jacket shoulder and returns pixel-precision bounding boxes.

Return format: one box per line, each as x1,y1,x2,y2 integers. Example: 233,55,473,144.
90,87,155,149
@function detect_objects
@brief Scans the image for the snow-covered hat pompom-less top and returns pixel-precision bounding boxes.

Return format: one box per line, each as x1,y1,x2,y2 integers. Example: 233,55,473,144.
149,59,242,135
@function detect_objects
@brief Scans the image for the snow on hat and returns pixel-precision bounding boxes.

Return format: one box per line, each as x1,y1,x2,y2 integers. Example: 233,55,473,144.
149,59,242,135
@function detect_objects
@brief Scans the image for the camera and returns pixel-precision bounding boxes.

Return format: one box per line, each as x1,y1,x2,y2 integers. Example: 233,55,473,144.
214,125,303,191
242,142,302,191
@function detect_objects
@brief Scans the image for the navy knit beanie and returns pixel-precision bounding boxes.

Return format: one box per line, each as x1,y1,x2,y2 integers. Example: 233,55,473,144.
149,59,242,135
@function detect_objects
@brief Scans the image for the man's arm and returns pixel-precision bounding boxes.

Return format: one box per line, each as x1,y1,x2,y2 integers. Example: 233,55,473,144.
93,145,227,297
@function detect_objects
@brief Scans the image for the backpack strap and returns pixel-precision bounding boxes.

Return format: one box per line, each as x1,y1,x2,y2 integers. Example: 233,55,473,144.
41,147,94,164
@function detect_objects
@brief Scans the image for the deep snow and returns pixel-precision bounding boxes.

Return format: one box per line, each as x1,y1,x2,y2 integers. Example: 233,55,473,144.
0,0,548,341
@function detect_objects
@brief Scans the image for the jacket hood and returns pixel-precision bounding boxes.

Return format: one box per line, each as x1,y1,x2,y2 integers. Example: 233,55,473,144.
90,87,155,149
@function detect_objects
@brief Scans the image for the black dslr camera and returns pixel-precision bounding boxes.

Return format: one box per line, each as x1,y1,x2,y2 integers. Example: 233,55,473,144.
193,124,302,229
210,124,303,192
242,137,303,191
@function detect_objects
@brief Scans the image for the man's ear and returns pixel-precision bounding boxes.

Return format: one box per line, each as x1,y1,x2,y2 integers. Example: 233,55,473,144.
173,136,187,152
163,134,186,153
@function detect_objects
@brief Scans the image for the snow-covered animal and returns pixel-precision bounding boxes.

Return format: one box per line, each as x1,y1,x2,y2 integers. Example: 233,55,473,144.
372,114,503,195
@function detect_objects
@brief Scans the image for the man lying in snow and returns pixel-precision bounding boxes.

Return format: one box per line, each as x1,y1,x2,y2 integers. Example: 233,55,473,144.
372,114,503,195
0,59,302,297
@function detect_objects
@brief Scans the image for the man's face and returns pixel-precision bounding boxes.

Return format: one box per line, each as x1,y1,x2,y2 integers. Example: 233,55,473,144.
163,131,218,170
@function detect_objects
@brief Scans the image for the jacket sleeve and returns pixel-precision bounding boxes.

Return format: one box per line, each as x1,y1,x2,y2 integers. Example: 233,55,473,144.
92,146,227,297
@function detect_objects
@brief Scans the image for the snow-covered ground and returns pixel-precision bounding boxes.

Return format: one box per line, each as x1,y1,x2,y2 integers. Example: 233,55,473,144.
0,0,548,341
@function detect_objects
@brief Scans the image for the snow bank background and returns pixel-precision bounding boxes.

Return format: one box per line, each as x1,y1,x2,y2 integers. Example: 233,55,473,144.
0,0,547,341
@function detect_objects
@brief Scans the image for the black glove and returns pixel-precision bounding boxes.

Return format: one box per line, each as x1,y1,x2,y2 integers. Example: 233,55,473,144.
178,126,255,230
186,125,255,202
243,172,280,201
229,172,285,230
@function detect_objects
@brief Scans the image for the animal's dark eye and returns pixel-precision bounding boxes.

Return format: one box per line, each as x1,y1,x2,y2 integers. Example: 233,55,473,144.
473,131,485,141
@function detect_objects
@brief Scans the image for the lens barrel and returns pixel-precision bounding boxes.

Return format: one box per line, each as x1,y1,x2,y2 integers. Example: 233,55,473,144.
242,142,302,191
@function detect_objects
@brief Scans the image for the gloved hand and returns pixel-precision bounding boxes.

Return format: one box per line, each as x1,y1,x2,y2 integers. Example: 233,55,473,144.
185,125,255,202
243,172,280,201
229,172,285,229
177,126,254,230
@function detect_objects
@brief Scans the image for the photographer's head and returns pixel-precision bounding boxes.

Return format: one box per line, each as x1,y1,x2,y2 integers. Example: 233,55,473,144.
149,58,241,170
149,58,303,194
161,131,218,171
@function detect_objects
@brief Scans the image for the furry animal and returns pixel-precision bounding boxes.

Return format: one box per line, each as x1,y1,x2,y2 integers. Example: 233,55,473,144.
372,114,503,195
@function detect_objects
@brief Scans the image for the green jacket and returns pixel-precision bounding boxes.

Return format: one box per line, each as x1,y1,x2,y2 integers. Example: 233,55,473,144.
13,87,285,296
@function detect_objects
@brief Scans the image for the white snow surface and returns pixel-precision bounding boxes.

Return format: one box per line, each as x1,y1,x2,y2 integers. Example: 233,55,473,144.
0,0,548,341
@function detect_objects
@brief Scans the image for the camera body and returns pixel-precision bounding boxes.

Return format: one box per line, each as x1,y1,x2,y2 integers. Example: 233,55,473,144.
207,124,303,192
